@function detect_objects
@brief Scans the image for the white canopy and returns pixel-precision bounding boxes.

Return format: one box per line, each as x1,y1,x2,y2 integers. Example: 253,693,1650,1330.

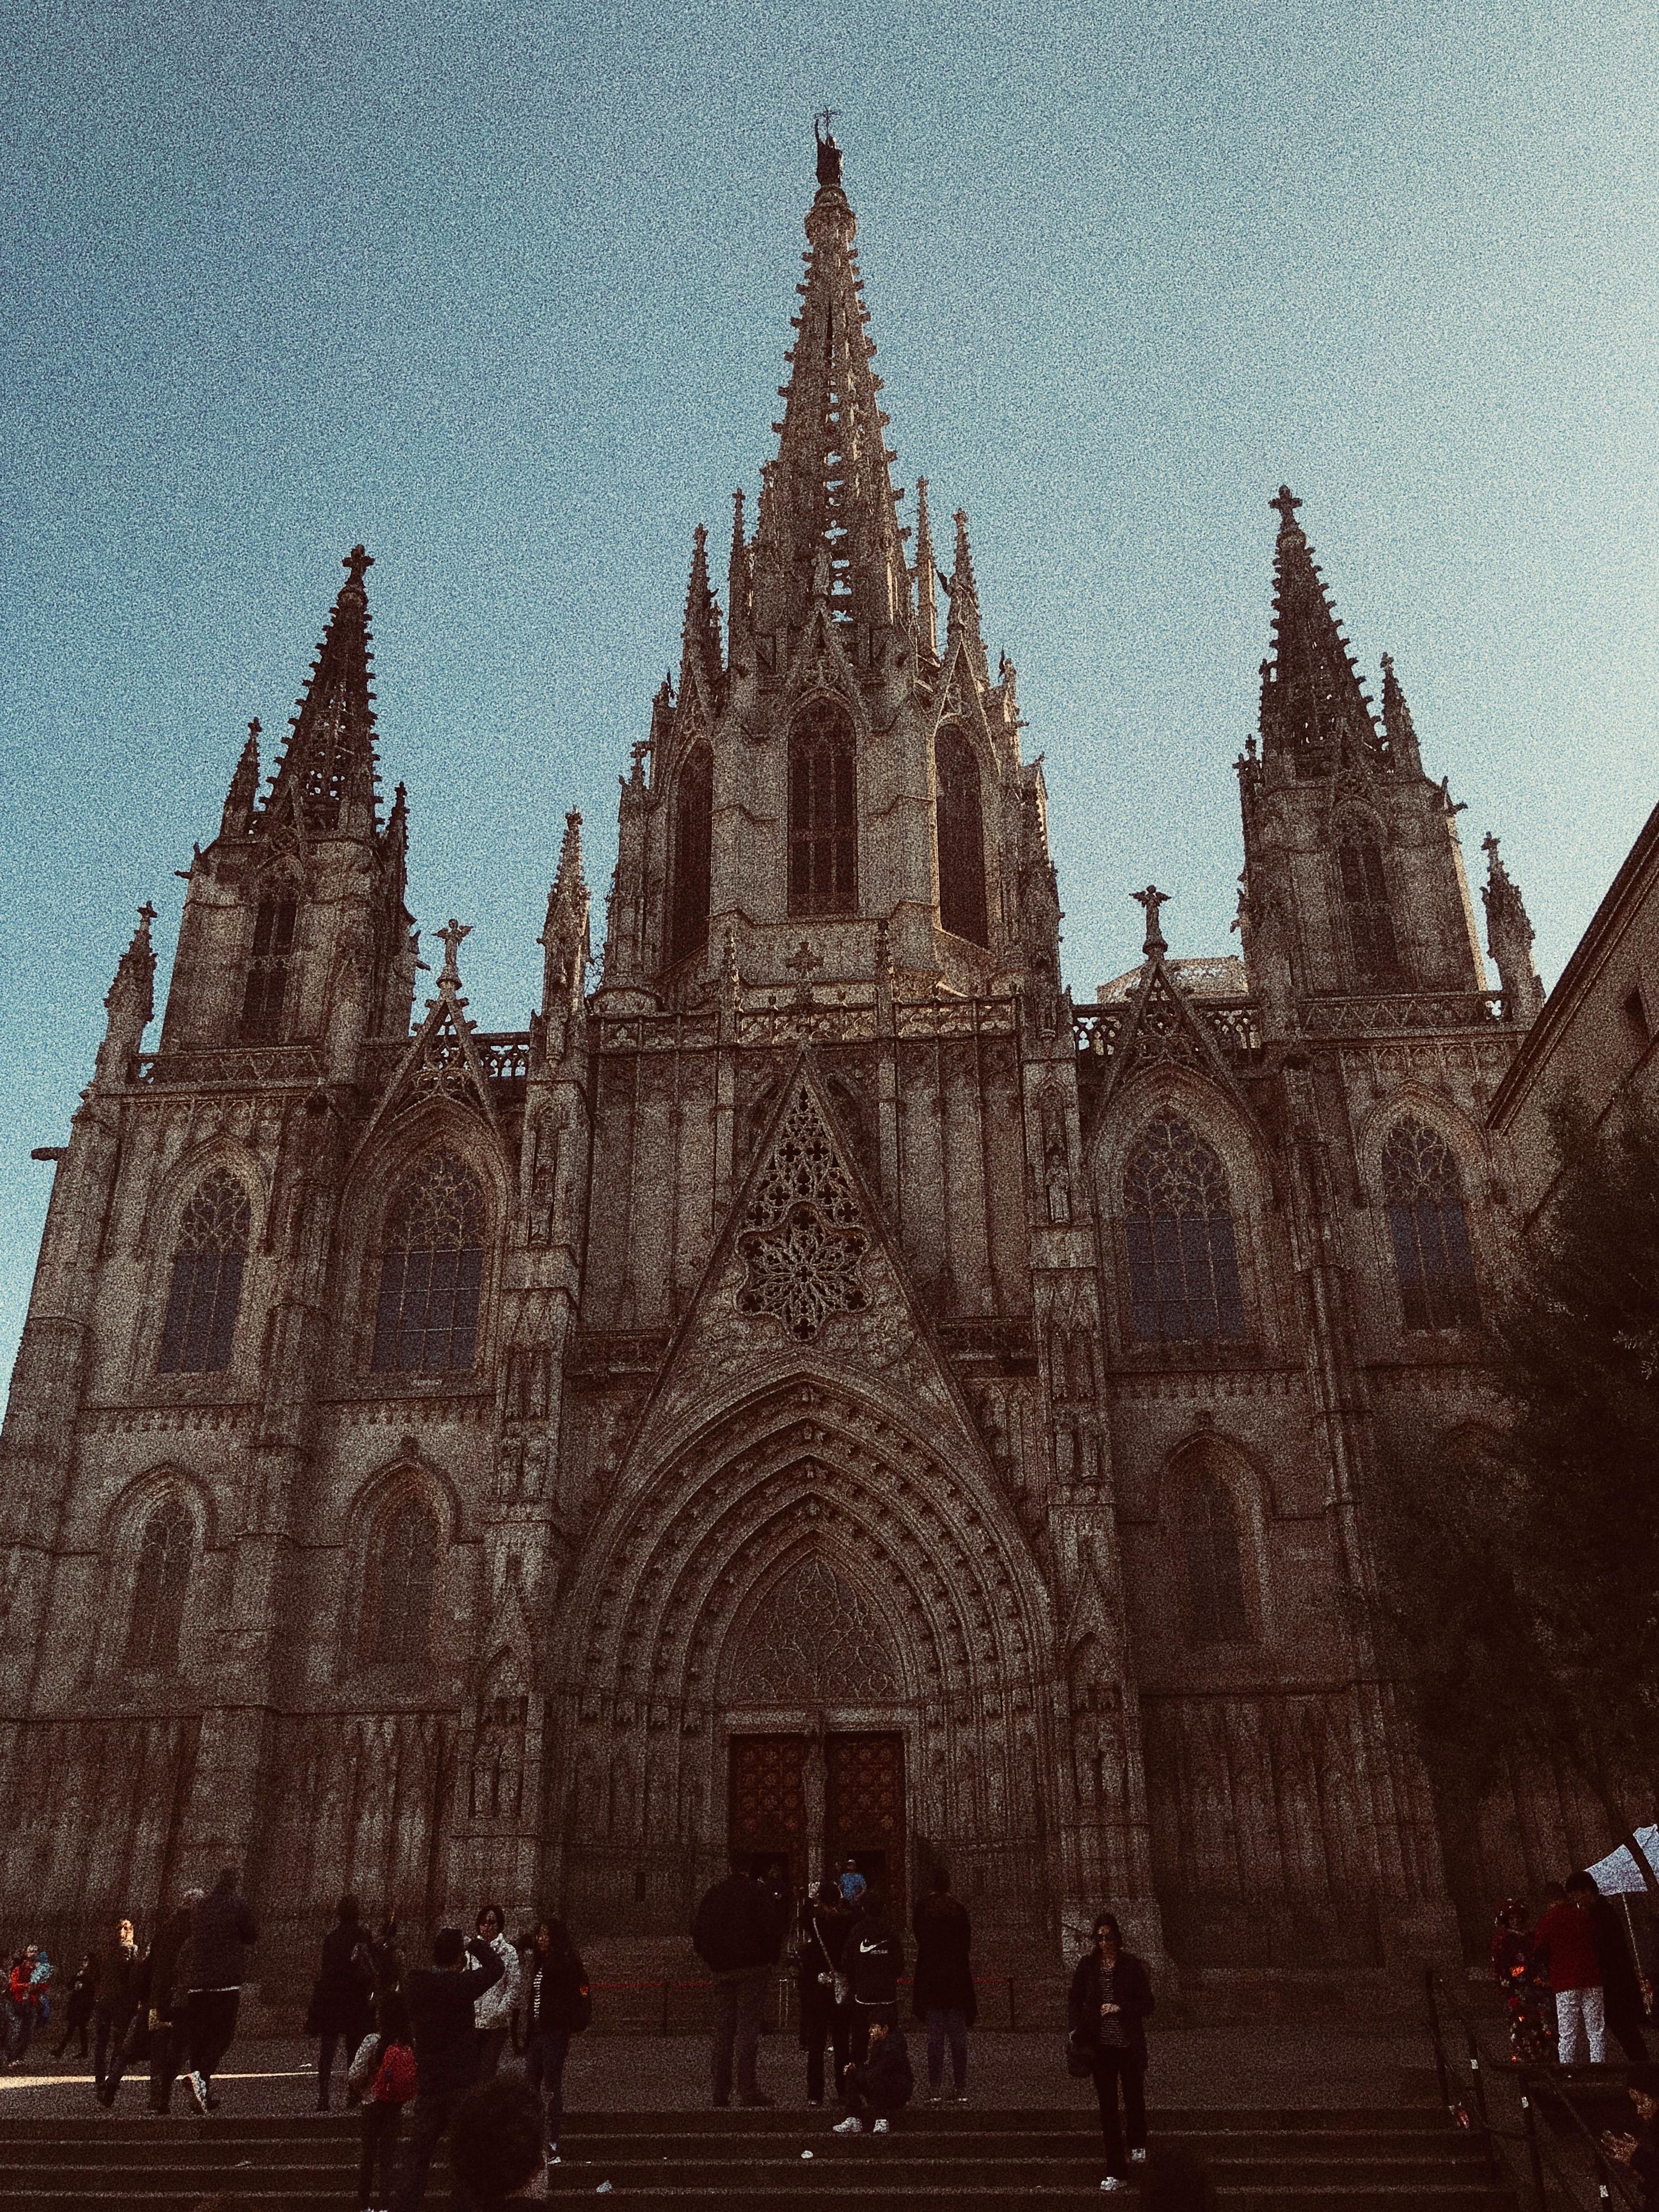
1585,1826,1659,1895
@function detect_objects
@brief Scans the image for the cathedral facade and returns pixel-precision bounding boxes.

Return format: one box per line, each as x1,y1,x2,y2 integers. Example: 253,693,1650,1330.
0,141,1584,1997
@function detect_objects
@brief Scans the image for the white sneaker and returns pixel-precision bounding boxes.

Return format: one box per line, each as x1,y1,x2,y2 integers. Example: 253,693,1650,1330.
183,2071,206,2115
872,2118,889,2135
1102,2179,1129,2193
1130,2147,1147,2163
831,2114,863,2135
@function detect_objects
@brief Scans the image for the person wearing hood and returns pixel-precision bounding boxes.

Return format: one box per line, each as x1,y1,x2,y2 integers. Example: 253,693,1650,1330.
470,1905,519,2080
843,1886,903,2070
180,1865,258,2115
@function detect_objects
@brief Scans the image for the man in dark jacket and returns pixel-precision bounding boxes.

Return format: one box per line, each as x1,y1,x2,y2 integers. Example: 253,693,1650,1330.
844,1886,903,2069
692,1856,783,2109
91,1916,141,2105
833,2017,914,2135
1585,1881,1650,2061
911,1872,976,2101
1067,1911,1155,2192
145,1887,202,2115
181,1865,258,2114
392,1929,505,2212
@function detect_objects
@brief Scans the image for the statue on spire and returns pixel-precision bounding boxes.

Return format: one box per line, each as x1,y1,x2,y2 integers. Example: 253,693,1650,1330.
1132,885,1170,958
814,109,842,190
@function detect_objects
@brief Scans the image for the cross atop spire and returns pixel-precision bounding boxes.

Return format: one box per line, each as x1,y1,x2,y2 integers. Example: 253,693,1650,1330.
1259,487,1379,771
748,135,910,645
264,545,382,839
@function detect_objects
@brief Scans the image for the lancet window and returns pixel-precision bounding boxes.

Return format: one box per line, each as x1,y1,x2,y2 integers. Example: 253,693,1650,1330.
157,1169,250,1374
370,1149,486,1374
788,700,856,917
124,1499,193,1673
1180,1467,1252,1646
1381,1118,1480,1330
1123,1113,1246,1344
366,1497,438,1668
239,891,298,1043
1337,828,1403,986
935,723,989,946
667,741,713,966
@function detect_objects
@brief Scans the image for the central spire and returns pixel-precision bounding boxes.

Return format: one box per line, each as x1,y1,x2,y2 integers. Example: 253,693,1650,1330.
749,131,911,645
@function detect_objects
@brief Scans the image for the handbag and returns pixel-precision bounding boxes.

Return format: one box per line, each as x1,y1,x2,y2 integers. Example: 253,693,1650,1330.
811,1914,849,2008
1066,2028,1095,2079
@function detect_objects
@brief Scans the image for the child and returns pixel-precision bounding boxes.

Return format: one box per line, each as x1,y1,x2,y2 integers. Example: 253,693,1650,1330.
346,1986,416,2212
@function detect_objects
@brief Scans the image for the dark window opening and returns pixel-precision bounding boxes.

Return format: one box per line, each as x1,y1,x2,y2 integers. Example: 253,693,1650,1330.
372,1149,487,1374
1124,1113,1246,1344
935,723,989,946
157,1169,250,1374
667,742,713,967
788,700,856,917
239,893,298,1043
1338,832,1403,986
1180,1467,1252,1645
1381,1118,1480,1330
368,1498,438,1668
124,1502,193,1673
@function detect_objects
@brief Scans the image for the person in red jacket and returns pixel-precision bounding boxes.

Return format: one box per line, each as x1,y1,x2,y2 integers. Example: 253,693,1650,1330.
1533,1874,1606,2065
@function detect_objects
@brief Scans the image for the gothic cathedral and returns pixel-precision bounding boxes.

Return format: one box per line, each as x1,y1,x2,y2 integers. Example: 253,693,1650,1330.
0,137,1573,1996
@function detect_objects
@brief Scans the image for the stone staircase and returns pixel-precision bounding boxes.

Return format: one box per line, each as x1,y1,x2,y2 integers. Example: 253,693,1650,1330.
0,2105,1517,2209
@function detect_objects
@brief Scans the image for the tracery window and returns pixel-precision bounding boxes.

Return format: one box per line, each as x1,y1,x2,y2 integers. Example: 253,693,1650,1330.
1180,1467,1251,1645
667,742,713,967
370,1149,486,1374
935,723,989,946
1123,1113,1246,1344
157,1169,250,1374
239,892,298,1043
366,1497,438,1668
124,1499,193,1673
1337,828,1403,986
1381,1118,1480,1330
788,700,856,917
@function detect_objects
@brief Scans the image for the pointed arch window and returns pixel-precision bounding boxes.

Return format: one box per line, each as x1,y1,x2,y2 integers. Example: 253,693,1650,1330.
371,1149,487,1374
239,892,298,1043
366,1497,438,1668
124,1499,193,1673
1180,1466,1251,1646
788,699,856,917
1123,1113,1246,1344
157,1169,250,1374
667,741,713,967
935,723,989,946
1381,1118,1480,1330
1337,827,1403,986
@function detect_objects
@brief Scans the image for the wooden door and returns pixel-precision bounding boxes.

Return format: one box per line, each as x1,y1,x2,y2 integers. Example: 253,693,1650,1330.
727,1734,807,1890
826,1732,906,1920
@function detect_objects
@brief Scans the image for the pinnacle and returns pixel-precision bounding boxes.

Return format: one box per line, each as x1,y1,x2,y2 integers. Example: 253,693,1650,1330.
1260,488,1379,769
264,547,382,838
554,808,586,897
679,525,723,700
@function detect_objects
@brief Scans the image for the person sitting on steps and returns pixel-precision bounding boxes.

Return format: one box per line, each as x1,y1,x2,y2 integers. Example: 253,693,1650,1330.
833,2016,914,2136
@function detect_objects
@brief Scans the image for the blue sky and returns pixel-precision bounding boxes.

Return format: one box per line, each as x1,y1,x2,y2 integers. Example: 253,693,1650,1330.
3,0,1656,1385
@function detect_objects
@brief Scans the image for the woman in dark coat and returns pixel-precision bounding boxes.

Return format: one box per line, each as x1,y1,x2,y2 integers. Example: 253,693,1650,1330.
797,1882,852,2107
1067,1910,1154,2192
911,1870,976,2101
308,1894,374,2112
520,1914,590,2162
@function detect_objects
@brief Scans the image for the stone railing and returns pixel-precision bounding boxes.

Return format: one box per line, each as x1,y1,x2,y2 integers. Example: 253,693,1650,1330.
1072,998,1264,1065
1298,990,1501,1038
595,993,1019,1053
136,1044,323,1087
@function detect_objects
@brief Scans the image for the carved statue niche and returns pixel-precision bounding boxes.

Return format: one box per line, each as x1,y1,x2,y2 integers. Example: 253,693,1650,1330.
1038,1087,1072,1223
1067,1640,1123,1807
470,1657,529,1825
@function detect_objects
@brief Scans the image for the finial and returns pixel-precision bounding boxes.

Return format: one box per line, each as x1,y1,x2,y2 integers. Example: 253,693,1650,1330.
136,901,158,934
813,108,843,190
343,545,374,585
1132,885,1169,958
248,716,261,742
436,917,471,989
1269,486,1302,527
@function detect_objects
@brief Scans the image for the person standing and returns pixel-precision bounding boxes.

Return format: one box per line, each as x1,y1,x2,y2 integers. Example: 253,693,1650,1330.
51,1952,98,2064
471,1906,519,2081
911,1869,976,2103
1534,1876,1607,2065
838,1859,867,1909
146,1887,202,2114
4,1942,47,2067
1067,1911,1155,2193
520,1916,589,2166
797,1881,851,2108
180,1865,258,2114
347,1982,417,2212
391,1928,504,2212
309,1894,376,2112
844,1886,902,2070
93,1915,142,2106
691,1855,783,2110
1584,1876,1650,2062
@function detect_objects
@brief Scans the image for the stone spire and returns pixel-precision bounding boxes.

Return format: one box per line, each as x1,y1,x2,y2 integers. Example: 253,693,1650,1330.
1379,652,1424,774
1259,488,1379,770
912,475,939,664
726,487,752,668
94,905,156,1083
1481,832,1544,1024
944,508,989,685
748,132,910,641
679,525,723,705
540,809,591,1019
264,545,381,838
219,719,261,840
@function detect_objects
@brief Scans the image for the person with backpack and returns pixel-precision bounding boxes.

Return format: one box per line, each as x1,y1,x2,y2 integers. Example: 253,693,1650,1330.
797,1881,852,2108
911,1868,976,2102
843,1885,903,2070
691,1856,784,2109
519,1915,590,2166
390,1928,504,2212
309,1894,376,2112
1067,1910,1155,2193
347,1984,417,2212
